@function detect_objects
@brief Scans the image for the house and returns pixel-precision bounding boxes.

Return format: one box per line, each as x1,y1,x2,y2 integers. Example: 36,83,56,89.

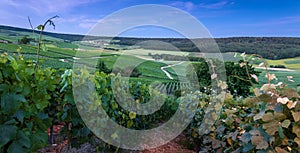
0,39,10,44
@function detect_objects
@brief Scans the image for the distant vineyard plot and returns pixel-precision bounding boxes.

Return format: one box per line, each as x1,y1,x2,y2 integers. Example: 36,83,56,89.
1,25,300,90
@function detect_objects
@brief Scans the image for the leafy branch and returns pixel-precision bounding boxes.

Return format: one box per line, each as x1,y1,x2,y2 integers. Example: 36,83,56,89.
28,15,59,70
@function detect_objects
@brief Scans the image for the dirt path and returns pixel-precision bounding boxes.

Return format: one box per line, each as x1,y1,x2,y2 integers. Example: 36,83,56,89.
70,54,186,80
161,61,184,80
132,55,185,80
255,66,296,72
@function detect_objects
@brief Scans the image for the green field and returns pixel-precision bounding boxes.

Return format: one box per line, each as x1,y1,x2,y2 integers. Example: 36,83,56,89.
266,57,300,70
0,26,299,90
1,40,300,89
256,69,300,88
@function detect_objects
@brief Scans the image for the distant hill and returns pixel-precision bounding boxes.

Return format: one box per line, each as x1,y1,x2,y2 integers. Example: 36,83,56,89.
0,25,105,41
1,25,300,59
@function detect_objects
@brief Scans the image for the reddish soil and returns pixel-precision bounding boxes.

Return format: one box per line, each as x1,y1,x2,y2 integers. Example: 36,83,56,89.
43,124,196,153
140,140,196,153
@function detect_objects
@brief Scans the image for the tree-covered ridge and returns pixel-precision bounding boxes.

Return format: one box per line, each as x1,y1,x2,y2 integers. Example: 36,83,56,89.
111,37,300,60
216,37,300,60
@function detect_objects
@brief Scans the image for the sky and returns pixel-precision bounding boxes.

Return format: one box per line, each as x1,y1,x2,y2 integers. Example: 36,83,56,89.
1,0,300,38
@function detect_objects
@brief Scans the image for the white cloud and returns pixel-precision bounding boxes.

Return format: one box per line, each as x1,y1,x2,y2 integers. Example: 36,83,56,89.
199,0,232,9
185,2,196,10
30,0,100,14
79,19,99,29
0,0,20,7
275,15,300,24
0,0,103,14
170,0,233,11
170,1,196,11
242,14,300,27
79,22,95,29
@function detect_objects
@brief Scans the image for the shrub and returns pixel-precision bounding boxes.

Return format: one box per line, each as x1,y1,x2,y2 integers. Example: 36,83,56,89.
187,59,260,97
18,36,31,44
97,60,111,74
186,53,300,152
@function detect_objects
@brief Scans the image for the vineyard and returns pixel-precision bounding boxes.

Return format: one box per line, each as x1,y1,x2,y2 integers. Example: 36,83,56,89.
0,25,300,153
1,49,300,152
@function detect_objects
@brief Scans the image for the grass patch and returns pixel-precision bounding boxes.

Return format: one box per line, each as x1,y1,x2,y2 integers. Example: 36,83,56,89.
257,69,300,89
266,57,300,70
284,59,300,64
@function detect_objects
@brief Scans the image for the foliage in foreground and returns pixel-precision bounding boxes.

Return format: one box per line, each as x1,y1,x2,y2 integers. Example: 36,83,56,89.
0,52,300,153
187,58,260,97
0,53,60,152
187,53,300,152
0,53,178,152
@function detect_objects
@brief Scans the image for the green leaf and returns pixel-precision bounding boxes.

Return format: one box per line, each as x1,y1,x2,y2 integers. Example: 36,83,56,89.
278,126,285,139
0,125,17,147
15,94,26,102
111,132,118,139
127,120,134,128
0,84,9,94
25,68,34,75
22,85,31,96
0,71,3,82
240,132,252,143
256,151,267,153
4,119,18,126
254,111,265,121
7,141,26,153
41,43,47,52
256,140,269,150
263,121,279,135
35,100,49,110
281,120,291,128
61,112,68,120
293,125,300,137
262,112,274,122
294,137,300,147
15,110,24,123
291,111,300,122
7,55,15,62
1,94,24,115
60,82,68,93
261,102,267,111
37,112,48,119
274,112,286,121
28,130,48,150
7,55,18,70
129,111,136,119
17,131,31,148
14,72,21,81
36,25,44,30
242,143,255,152
275,147,289,153
25,122,33,131
266,126,278,135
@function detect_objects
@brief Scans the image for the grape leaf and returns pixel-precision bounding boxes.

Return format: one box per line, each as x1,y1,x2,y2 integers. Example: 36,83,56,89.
7,141,26,153
292,125,300,137
262,112,274,122
291,111,300,122
278,126,285,139
275,147,289,153
0,125,17,147
294,137,300,147
1,94,25,115
281,120,291,128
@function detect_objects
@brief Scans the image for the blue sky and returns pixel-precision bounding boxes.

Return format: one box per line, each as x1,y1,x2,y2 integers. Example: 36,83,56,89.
1,0,300,38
